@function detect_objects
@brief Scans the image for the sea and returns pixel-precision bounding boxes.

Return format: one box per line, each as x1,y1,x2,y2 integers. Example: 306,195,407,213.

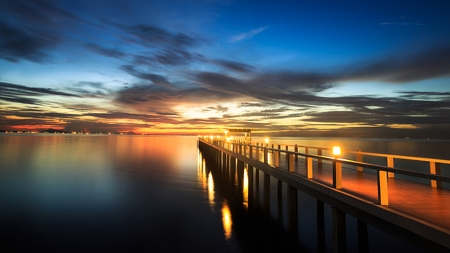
1,134,449,252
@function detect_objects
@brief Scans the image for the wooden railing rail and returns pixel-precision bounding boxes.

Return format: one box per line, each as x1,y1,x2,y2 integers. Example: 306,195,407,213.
202,138,450,206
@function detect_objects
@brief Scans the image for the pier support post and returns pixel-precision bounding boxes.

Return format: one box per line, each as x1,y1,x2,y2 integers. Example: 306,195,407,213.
264,173,270,219
248,165,254,208
333,160,343,189
332,207,347,253
377,170,389,205
430,162,442,188
237,161,245,202
277,180,282,220
317,200,326,252
255,169,260,206
295,145,298,159
287,185,298,234
230,157,236,187
357,219,369,253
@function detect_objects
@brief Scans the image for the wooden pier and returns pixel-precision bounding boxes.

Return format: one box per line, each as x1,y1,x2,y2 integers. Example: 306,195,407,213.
198,138,450,252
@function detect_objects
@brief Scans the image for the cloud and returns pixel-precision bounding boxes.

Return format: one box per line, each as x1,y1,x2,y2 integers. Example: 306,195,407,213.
66,81,112,98
342,45,450,83
116,23,204,48
1,109,78,119
85,43,127,59
211,59,255,73
397,91,450,100
0,22,60,63
115,82,236,115
0,82,81,105
231,26,269,42
1,0,81,27
194,70,337,102
120,65,175,89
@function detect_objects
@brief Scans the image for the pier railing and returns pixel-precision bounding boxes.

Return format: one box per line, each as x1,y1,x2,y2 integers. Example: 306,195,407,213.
201,138,450,206
258,142,450,188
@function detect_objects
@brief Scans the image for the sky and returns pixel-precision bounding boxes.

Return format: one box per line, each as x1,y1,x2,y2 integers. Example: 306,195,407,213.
1,0,450,138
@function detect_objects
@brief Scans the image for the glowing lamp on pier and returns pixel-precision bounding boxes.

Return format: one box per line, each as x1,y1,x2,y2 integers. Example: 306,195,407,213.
265,138,269,144
332,146,341,157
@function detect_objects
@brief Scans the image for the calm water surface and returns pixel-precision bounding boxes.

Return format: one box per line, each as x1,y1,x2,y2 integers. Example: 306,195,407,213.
1,135,239,252
1,134,447,252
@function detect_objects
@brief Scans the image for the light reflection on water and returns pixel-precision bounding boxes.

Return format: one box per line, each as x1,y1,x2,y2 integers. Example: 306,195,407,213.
243,168,249,208
208,172,215,209
221,201,233,240
0,134,239,252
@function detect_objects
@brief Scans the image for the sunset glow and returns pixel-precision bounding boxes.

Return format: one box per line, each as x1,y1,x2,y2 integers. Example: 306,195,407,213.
1,1,450,138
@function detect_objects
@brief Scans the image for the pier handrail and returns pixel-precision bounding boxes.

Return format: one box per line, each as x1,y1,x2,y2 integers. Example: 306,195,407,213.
201,138,450,206
256,142,450,165
230,139,449,187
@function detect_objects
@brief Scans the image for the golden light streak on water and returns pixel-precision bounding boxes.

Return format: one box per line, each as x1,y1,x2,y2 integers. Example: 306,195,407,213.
243,168,248,208
208,172,215,208
197,151,208,190
221,202,232,240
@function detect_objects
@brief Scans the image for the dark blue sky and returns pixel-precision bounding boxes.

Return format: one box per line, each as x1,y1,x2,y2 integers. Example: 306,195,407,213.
1,0,450,137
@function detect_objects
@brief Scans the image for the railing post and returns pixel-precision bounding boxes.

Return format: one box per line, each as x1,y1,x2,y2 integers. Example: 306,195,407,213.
387,156,394,178
377,170,389,205
255,144,259,161
318,149,323,164
288,153,294,172
304,147,309,165
274,151,280,167
306,157,313,178
285,145,289,163
264,147,268,164
295,144,298,159
249,144,253,158
333,160,342,189
356,150,363,172
430,162,442,188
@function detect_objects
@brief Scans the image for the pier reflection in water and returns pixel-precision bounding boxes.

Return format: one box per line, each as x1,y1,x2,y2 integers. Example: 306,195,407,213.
198,146,425,253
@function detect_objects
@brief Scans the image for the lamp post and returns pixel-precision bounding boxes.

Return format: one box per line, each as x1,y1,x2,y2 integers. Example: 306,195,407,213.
332,146,342,189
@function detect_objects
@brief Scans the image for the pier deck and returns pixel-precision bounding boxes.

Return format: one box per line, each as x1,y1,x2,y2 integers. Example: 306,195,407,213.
285,158,450,231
